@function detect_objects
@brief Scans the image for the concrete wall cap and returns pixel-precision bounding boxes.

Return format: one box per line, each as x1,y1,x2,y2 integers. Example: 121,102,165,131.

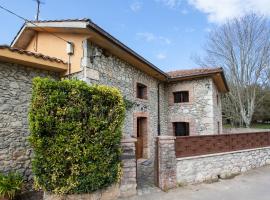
121,138,137,143
157,136,176,140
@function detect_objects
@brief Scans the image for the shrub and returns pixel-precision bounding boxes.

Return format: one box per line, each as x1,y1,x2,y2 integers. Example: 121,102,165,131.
0,172,24,199
28,78,125,194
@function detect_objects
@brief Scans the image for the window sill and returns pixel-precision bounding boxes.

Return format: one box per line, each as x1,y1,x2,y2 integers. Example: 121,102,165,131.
135,97,149,103
172,102,192,106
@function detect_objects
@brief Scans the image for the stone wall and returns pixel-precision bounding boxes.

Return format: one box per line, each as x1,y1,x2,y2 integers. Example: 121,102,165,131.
120,138,137,197
0,61,58,187
43,184,119,200
176,147,270,185
166,78,217,135
157,136,177,191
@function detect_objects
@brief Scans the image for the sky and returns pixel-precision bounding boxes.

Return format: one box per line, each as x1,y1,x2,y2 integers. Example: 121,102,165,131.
0,0,270,72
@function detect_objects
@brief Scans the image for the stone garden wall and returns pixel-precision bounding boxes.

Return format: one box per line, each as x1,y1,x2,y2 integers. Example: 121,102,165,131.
0,61,59,189
176,147,270,185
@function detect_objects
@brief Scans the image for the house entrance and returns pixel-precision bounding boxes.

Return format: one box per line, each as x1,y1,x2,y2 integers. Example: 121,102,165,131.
136,117,147,159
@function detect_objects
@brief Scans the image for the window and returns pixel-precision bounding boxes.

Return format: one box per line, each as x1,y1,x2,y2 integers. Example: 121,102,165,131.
216,94,219,105
217,121,220,134
136,83,147,99
173,91,189,103
173,122,189,136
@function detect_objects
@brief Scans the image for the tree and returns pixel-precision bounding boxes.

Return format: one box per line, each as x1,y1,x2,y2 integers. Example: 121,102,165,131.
252,87,270,123
199,14,270,127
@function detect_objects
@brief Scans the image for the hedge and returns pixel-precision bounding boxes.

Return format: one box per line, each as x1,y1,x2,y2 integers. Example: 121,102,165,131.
28,77,125,194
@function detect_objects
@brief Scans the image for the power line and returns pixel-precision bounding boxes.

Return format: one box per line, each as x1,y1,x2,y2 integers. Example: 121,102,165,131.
0,4,70,43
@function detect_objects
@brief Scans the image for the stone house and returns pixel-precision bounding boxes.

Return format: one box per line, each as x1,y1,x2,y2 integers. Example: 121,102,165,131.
0,18,229,196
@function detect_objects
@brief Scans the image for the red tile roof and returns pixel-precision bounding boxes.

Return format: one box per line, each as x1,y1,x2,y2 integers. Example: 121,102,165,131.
0,45,66,64
167,67,223,78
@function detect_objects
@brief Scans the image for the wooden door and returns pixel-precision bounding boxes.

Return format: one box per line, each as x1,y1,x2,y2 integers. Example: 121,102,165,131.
136,117,145,159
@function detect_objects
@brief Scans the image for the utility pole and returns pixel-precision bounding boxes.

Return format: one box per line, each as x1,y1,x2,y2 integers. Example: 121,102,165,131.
34,0,44,21
33,0,44,51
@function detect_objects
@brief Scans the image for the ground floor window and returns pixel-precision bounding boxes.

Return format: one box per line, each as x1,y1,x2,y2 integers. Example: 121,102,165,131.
173,122,189,136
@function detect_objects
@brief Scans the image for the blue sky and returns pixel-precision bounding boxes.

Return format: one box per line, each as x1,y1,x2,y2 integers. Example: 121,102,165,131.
0,0,269,72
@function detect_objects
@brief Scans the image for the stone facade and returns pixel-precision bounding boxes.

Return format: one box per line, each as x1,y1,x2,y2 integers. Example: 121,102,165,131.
71,39,224,190
176,147,270,185
73,40,170,187
167,78,221,135
0,61,58,187
0,37,225,198
212,81,222,134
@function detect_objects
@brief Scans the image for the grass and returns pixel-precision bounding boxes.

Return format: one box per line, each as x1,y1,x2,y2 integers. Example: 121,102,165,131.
250,124,270,129
224,123,270,129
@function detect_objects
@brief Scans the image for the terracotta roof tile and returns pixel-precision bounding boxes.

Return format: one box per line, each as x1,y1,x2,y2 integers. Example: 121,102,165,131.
0,45,67,64
167,67,223,78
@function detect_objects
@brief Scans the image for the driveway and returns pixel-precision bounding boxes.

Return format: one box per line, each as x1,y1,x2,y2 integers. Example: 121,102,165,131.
125,166,270,200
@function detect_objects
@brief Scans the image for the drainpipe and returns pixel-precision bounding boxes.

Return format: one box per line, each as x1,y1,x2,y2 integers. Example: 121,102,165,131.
157,82,161,136
66,42,74,78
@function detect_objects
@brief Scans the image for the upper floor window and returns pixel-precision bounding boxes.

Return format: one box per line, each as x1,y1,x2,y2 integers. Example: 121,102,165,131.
173,122,189,136
173,91,189,103
136,83,147,100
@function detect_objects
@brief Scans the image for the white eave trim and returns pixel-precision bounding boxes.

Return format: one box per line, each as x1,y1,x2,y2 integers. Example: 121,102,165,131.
26,21,88,29
11,26,26,47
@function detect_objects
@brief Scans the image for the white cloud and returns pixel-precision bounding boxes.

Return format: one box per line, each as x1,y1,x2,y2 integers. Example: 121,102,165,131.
130,1,142,12
136,32,171,44
156,0,182,8
188,0,270,24
156,52,167,60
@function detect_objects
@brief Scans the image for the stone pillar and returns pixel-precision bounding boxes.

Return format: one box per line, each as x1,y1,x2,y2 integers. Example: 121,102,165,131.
120,137,137,197
157,136,177,191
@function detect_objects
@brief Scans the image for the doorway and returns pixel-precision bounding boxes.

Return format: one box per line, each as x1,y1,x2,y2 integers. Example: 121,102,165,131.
136,117,147,159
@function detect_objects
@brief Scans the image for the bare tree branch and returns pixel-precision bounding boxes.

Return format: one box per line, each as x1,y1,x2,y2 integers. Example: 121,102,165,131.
198,14,270,127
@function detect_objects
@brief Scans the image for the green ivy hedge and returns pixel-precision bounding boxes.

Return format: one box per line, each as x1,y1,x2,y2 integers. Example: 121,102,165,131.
28,77,125,194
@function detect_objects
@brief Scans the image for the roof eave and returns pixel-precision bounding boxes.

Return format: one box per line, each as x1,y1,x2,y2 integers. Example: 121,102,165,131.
11,20,168,80
220,70,230,92
0,48,67,72
11,23,26,47
86,21,168,79
168,71,229,93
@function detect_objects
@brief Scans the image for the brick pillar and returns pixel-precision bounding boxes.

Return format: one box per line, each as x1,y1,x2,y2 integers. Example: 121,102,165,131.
120,137,137,197
157,136,177,191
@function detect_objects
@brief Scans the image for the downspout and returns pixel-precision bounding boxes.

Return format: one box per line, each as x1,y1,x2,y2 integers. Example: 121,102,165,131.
157,82,161,136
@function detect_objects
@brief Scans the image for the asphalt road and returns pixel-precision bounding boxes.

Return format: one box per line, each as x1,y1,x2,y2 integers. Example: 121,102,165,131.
125,165,270,200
